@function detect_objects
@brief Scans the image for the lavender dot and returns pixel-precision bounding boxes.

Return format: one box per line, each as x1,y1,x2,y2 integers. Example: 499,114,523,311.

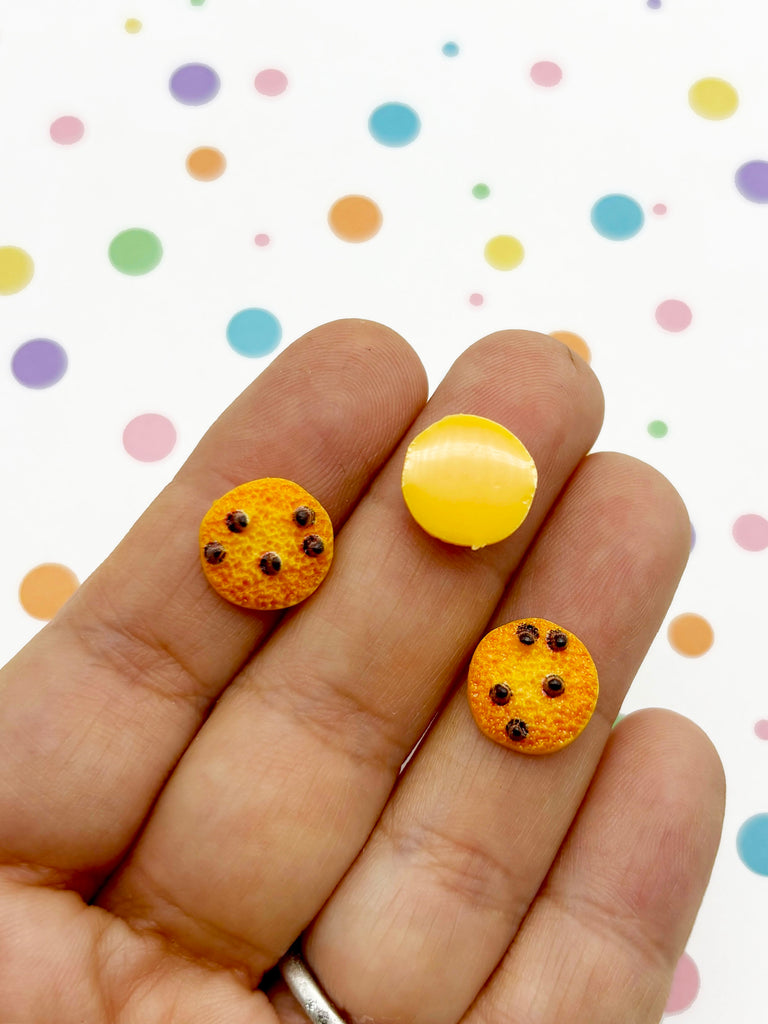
169,63,220,106
11,338,68,388
735,160,768,203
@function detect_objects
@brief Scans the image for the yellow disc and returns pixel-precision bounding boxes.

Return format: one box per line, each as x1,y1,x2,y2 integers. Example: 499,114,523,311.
200,478,333,610
468,618,599,755
401,414,537,548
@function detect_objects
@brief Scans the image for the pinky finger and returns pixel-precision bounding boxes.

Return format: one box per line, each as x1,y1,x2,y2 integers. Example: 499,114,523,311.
467,709,725,1024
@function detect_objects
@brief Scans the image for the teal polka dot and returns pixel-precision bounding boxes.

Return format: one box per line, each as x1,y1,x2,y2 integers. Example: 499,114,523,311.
369,103,421,147
226,308,282,357
591,194,645,240
737,813,768,875
442,42,460,57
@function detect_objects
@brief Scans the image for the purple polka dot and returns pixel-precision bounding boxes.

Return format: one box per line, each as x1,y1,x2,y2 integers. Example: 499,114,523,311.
169,63,220,106
735,160,768,203
733,513,768,551
689,522,696,550
123,414,177,462
11,338,68,388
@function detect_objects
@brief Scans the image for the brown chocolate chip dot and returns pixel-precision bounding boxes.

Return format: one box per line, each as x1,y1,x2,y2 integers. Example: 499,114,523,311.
506,718,529,741
489,683,511,706
303,534,325,557
204,542,226,565
294,505,316,528
516,622,540,645
547,629,569,651
542,674,565,697
226,510,249,533
259,552,282,576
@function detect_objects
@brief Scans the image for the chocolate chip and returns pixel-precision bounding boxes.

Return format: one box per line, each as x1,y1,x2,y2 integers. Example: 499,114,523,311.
226,510,249,533
294,505,316,528
516,622,540,645
259,552,282,575
489,683,511,706
543,674,565,697
303,535,325,557
505,718,529,741
204,542,226,565
547,629,568,651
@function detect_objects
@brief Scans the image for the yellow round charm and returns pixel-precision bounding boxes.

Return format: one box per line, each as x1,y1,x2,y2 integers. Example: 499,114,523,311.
200,478,333,610
401,414,537,549
468,618,598,755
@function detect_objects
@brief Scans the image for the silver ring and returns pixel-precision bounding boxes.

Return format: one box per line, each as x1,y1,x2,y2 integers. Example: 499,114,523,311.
277,944,349,1024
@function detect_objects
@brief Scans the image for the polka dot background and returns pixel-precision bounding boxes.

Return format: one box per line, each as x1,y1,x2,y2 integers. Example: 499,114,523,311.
1,3,766,1018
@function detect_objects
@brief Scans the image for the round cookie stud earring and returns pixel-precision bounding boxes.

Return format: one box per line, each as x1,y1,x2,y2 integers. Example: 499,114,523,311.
401,414,537,549
467,618,599,754
200,478,333,610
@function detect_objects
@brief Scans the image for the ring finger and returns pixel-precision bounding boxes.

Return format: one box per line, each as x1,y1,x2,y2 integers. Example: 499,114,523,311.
300,451,696,1024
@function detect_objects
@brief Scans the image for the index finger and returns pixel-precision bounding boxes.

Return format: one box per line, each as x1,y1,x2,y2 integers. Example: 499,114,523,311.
0,319,427,889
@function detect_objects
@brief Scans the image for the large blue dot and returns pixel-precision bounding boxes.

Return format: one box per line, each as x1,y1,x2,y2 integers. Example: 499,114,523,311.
737,813,768,875
369,102,421,147
226,308,282,357
591,194,645,240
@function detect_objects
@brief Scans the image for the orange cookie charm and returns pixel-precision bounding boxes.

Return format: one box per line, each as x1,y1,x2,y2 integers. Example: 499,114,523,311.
200,478,333,610
467,618,598,755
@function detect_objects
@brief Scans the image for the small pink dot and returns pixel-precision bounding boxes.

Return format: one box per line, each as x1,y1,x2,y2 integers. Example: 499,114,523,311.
653,203,667,215
655,299,692,332
530,61,563,87
754,720,768,740
123,413,177,462
254,69,288,96
469,293,484,306
664,952,700,1014
50,115,85,145
733,513,768,551
254,233,271,247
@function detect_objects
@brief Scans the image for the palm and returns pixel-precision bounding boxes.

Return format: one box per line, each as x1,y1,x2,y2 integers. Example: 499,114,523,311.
0,322,724,1024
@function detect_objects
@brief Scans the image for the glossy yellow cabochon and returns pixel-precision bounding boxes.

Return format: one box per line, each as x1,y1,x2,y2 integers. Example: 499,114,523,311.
401,414,537,548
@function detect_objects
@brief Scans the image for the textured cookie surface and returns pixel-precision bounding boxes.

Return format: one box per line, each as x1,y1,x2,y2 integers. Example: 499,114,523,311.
200,478,333,610
467,618,598,755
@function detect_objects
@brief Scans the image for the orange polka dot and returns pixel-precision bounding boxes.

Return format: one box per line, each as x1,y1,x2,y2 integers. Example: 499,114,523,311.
668,613,714,657
19,563,79,620
186,146,227,181
550,330,592,364
328,195,382,242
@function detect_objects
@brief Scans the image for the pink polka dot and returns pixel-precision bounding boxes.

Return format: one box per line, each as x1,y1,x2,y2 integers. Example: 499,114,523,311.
653,203,667,215
123,414,177,462
733,513,768,551
254,69,288,96
664,952,700,1014
469,293,484,306
754,720,768,740
530,61,563,87
655,299,692,332
50,116,85,145
254,233,271,247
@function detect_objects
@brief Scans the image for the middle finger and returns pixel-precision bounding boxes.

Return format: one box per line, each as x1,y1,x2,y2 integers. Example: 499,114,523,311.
102,331,603,980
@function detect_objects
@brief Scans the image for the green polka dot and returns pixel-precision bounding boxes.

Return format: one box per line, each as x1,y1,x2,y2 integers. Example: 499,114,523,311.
472,183,490,199
108,228,163,275
613,713,626,728
648,420,668,438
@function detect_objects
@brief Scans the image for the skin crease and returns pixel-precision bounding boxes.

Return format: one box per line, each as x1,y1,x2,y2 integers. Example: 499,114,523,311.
0,321,725,1024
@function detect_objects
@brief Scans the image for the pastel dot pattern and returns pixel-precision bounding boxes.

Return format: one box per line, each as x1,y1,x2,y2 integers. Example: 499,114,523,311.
2,7,767,1018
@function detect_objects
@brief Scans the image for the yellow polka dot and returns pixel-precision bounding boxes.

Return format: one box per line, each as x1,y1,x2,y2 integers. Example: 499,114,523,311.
668,613,714,657
689,78,739,120
484,235,524,271
125,18,142,33
550,330,592,365
19,564,79,620
0,246,34,295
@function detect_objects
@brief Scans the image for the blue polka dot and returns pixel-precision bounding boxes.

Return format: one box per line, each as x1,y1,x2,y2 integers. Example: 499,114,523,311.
737,813,768,875
369,102,421,147
591,194,645,240
442,42,460,57
226,308,282,357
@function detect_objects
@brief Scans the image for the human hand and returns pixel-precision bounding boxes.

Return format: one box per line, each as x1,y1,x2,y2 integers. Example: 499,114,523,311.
0,321,724,1023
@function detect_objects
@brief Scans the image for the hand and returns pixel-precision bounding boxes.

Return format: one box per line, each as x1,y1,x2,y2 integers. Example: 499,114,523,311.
0,321,724,1024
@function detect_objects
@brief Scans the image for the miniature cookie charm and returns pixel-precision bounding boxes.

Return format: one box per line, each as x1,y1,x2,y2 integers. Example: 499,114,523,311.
467,618,598,754
401,414,537,549
200,478,333,610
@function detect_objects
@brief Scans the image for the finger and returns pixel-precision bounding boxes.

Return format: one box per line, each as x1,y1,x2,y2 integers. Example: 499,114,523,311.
467,709,725,1024
301,452,693,1024
101,331,604,977
0,320,427,888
